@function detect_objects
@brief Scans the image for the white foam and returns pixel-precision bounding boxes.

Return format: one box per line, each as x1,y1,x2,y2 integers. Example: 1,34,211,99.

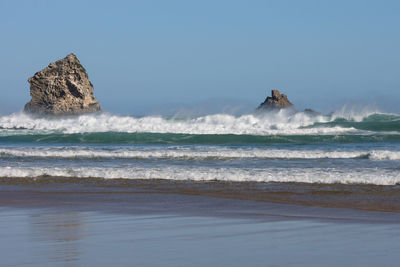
1,146,399,160
368,150,400,161
0,111,360,136
0,165,399,185
330,105,381,122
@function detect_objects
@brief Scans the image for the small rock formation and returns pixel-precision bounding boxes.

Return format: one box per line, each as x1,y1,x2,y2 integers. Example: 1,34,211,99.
258,89,293,110
24,53,102,115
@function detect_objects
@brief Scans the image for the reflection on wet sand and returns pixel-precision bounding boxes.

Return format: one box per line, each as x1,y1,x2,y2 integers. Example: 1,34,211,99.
2,177,400,266
29,212,85,265
1,205,400,267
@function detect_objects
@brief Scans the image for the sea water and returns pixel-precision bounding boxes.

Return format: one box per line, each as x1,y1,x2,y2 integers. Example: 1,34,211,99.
0,108,400,185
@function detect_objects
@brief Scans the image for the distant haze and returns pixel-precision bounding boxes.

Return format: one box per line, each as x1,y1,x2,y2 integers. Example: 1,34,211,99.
0,0,399,115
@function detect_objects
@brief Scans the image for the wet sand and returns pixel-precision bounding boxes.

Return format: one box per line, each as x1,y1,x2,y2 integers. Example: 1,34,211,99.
1,177,400,266
1,177,400,212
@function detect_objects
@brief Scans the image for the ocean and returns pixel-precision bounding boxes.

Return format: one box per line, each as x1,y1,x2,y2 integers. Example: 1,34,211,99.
2,108,400,266
0,108,400,186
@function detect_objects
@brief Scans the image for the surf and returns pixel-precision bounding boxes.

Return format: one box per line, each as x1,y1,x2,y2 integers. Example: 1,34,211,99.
0,165,399,185
0,108,399,144
1,146,400,161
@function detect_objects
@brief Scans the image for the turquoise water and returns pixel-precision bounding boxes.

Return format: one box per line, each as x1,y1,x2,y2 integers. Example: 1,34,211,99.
1,110,400,184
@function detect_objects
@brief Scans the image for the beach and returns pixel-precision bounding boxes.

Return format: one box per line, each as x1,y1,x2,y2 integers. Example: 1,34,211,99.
2,179,400,266
2,177,400,212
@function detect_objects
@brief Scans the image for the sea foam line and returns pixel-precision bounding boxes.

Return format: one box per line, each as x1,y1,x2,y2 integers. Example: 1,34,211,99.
1,147,400,160
0,166,399,185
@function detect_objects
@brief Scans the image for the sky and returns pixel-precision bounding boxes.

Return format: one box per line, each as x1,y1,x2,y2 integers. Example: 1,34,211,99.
0,0,399,115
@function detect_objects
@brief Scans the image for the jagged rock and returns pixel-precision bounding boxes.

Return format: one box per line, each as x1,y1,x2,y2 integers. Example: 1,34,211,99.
24,53,102,115
258,89,293,110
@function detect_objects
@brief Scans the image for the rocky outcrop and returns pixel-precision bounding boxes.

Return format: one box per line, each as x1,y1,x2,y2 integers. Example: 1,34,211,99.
258,89,293,110
24,53,102,115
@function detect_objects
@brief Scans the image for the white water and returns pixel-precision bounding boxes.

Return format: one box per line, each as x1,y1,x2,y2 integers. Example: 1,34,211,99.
1,146,400,160
0,110,372,136
1,109,398,186
0,165,399,185
330,105,382,122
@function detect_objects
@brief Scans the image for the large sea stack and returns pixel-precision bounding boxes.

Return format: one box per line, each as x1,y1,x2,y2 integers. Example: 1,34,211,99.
24,53,102,115
258,89,293,110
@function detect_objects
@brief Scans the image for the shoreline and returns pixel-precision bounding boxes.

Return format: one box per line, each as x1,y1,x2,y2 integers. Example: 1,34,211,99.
1,176,400,214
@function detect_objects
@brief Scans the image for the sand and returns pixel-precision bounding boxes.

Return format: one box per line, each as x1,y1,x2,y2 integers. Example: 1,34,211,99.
1,178,400,266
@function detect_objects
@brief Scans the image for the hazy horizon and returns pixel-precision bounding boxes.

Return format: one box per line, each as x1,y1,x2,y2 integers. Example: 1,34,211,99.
1,0,399,116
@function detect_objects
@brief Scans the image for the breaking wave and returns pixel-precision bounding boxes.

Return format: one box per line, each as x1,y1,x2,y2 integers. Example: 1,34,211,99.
0,109,399,144
1,146,400,161
0,165,399,185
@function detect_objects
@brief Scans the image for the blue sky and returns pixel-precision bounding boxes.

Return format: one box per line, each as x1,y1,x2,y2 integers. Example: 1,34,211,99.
0,0,399,115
